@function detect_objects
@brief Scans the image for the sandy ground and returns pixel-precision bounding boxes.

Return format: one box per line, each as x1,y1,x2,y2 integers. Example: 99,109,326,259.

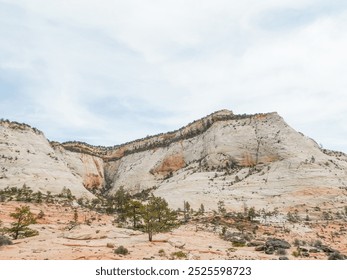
0,201,346,260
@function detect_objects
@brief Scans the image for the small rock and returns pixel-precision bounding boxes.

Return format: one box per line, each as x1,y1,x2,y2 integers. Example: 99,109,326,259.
106,243,115,248
298,247,309,252
309,248,320,253
255,245,265,251
247,241,265,247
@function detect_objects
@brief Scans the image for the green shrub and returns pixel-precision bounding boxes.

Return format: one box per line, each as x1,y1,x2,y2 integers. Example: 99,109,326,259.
292,251,300,258
171,251,187,259
232,241,246,247
158,249,166,257
0,235,13,246
114,245,129,255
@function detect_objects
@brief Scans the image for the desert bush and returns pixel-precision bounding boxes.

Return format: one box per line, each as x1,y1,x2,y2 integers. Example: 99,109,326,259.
114,245,129,255
232,241,246,247
158,249,166,257
65,209,79,230
0,235,13,246
287,210,300,222
292,250,300,258
171,251,187,259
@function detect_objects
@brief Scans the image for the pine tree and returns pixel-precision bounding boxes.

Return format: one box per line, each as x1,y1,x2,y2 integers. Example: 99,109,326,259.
183,201,191,222
198,203,205,216
114,186,131,222
4,206,38,239
140,196,177,242
126,200,143,229
247,207,257,221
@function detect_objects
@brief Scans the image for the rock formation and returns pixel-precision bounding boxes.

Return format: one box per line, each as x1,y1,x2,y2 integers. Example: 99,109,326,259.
1,110,347,212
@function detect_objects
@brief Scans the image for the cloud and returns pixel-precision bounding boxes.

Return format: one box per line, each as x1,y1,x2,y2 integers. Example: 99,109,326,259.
0,0,346,152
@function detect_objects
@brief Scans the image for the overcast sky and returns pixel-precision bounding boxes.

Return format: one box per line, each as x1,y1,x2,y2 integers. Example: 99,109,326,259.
0,0,346,152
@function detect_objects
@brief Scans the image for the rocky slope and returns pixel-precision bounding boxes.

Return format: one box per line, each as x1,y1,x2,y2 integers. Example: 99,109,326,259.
0,121,95,198
1,110,347,213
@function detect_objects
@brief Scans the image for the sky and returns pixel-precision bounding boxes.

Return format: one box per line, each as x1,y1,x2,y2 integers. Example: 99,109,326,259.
0,0,346,152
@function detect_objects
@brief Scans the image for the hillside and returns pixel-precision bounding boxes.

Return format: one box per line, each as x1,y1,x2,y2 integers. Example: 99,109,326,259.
1,110,347,214
1,110,347,260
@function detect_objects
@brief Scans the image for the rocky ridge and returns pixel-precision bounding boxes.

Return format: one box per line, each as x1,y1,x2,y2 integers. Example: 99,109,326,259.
1,110,347,213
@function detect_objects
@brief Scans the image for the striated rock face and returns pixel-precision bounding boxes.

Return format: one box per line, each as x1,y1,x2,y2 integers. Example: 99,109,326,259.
1,110,347,212
151,154,186,176
0,120,93,198
52,146,105,191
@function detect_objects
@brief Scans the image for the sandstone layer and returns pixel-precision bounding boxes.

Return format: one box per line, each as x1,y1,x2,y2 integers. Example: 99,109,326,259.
1,110,347,213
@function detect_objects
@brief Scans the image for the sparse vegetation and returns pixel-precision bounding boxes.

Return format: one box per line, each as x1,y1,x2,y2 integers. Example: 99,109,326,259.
114,245,129,255
0,235,13,246
171,251,187,259
232,241,246,247
198,203,205,216
247,207,257,221
66,209,79,230
292,250,300,258
158,249,166,257
287,210,300,223
37,210,45,219
0,186,75,205
217,200,226,216
2,111,347,261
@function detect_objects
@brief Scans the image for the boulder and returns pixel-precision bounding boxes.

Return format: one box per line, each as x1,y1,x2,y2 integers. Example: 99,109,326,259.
265,238,291,249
